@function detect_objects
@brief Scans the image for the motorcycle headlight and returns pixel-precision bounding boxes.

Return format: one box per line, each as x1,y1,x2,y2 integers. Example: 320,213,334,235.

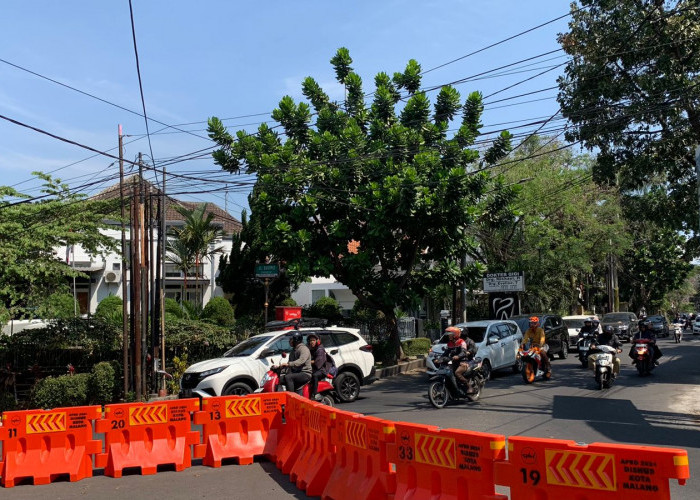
199,366,226,379
598,358,611,366
619,325,628,330
259,372,272,386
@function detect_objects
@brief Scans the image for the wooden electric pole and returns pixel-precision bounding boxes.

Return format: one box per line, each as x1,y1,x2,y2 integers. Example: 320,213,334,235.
119,125,130,398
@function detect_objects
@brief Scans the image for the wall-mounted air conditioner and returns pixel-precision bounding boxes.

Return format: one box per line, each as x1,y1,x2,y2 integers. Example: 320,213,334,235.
104,271,121,283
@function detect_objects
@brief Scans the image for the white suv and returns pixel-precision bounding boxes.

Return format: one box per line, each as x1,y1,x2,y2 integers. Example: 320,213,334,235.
179,326,376,402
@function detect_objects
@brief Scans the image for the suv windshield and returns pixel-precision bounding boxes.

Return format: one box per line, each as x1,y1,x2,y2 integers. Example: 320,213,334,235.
223,335,270,357
604,313,630,322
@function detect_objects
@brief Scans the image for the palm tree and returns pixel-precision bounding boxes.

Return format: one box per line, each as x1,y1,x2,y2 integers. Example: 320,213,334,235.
165,238,195,304
170,203,224,307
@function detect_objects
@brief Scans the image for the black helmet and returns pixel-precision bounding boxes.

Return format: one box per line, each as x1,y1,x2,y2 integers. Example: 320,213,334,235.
603,325,614,334
584,318,592,324
290,332,303,345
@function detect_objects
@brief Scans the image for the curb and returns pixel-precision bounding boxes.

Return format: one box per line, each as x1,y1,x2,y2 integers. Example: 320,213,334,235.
376,357,426,379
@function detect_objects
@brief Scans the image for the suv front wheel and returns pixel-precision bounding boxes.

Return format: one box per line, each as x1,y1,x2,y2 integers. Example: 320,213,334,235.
558,341,569,359
334,372,360,402
223,381,252,396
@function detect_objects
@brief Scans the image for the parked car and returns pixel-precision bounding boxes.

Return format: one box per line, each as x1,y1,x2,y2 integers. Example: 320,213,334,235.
693,317,700,335
179,326,376,402
601,312,639,342
426,320,523,379
510,314,570,359
646,315,670,338
563,315,602,347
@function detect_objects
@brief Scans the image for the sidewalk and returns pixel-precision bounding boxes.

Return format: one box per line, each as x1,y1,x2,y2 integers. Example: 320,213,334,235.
375,356,426,378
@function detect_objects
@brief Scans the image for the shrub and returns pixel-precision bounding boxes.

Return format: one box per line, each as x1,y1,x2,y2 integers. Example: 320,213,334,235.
201,297,235,327
304,296,342,322
31,373,90,409
39,293,79,320
167,354,189,395
370,340,393,365
165,318,242,363
89,361,116,405
280,297,297,306
95,295,123,326
165,298,186,319
401,337,431,356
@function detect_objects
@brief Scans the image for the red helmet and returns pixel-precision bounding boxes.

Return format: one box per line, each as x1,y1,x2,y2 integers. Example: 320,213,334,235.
529,316,539,324
445,326,461,336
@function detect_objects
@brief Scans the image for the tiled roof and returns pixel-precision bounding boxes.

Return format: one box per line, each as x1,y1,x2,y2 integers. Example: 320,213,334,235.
91,175,241,236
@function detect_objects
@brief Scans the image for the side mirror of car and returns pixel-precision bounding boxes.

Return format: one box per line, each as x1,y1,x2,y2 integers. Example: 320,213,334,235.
488,335,499,344
259,349,274,358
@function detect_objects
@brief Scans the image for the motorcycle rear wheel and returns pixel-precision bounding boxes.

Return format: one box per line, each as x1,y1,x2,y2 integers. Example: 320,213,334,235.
428,380,449,409
467,379,483,402
320,394,335,407
522,362,536,384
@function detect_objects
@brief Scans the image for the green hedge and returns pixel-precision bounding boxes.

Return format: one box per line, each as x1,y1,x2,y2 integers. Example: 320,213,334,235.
95,295,123,326
30,361,117,409
401,337,431,356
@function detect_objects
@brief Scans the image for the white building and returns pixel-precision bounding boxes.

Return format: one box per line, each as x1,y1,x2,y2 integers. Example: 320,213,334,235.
57,178,240,315
291,276,358,314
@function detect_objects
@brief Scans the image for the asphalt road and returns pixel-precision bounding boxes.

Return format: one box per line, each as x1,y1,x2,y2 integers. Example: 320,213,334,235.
2,335,698,499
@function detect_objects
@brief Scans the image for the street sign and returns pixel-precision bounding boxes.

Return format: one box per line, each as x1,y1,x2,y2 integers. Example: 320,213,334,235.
255,263,279,278
483,271,525,292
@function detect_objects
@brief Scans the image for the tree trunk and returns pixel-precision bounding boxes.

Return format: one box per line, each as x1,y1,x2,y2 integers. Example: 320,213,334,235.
382,312,405,366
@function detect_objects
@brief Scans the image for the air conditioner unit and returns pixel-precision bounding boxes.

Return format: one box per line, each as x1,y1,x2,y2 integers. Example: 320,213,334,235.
104,271,121,283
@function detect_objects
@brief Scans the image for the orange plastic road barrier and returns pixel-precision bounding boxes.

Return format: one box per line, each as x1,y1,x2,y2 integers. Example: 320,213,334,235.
193,393,286,467
95,398,199,477
288,398,340,496
388,421,507,500
322,412,396,500
274,393,307,474
0,405,102,487
494,436,689,500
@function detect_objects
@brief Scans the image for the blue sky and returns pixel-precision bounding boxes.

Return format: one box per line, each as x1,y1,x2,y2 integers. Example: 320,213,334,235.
1,1,573,220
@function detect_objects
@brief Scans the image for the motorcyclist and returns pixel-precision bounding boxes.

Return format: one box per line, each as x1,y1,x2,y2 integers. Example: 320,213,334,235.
579,317,597,338
443,327,477,391
281,332,312,393
589,324,622,376
521,316,551,376
630,321,662,365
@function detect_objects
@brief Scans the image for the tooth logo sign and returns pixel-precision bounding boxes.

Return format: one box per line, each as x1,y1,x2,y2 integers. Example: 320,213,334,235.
493,297,514,319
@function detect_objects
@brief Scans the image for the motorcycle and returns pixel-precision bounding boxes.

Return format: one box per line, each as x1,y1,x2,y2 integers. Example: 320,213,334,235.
518,343,551,384
588,344,618,390
256,365,336,406
632,338,655,376
428,356,486,409
577,332,595,368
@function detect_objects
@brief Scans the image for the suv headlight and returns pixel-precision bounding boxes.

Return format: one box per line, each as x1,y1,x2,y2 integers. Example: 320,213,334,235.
199,366,226,379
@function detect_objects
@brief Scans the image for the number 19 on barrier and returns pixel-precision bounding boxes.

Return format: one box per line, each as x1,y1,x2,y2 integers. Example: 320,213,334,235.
520,468,541,485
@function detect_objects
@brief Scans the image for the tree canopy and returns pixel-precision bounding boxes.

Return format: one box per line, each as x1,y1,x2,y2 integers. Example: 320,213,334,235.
557,0,700,254
0,174,118,318
209,48,513,360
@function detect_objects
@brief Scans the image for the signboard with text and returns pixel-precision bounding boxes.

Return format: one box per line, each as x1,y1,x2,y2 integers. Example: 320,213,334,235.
483,272,525,292
255,263,279,278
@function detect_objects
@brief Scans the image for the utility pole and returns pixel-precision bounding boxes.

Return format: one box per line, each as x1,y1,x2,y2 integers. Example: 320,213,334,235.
133,155,143,401
160,166,167,394
139,156,148,398
119,125,129,398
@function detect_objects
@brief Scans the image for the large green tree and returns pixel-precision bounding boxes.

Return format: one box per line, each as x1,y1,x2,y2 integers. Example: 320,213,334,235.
0,174,118,317
471,136,629,313
209,48,512,361
557,0,700,254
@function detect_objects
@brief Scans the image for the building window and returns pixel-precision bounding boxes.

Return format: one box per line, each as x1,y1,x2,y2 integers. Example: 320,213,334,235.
311,290,326,304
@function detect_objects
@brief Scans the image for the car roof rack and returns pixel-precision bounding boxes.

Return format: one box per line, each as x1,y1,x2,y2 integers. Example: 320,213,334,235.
264,317,329,331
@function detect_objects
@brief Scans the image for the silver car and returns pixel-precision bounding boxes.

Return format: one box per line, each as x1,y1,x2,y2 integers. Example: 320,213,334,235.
426,320,523,380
